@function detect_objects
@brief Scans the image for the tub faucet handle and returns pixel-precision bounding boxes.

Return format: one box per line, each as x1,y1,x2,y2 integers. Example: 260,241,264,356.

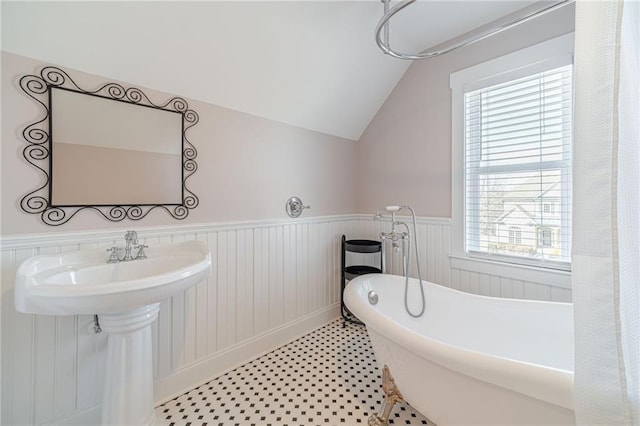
286,196,310,218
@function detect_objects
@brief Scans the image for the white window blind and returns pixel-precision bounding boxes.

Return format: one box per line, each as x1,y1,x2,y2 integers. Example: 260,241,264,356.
464,64,573,270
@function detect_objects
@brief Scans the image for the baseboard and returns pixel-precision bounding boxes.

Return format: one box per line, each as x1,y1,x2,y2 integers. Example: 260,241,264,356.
42,405,102,426
153,303,341,405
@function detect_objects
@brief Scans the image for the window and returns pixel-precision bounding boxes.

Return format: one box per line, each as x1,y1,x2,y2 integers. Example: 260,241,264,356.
538,227,554,247
450,34,574,273
465,64,572,268
508,227,522,245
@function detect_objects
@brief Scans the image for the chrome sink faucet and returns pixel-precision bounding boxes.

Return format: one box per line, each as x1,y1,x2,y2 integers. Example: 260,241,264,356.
106,230,147,263
123,230,138,261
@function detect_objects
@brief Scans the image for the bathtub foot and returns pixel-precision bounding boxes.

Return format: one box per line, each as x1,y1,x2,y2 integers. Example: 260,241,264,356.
368,365,404,426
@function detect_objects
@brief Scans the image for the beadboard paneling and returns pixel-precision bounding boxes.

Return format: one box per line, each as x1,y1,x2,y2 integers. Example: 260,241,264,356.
364,216,571,302
1,216,358,425
0,214,572,425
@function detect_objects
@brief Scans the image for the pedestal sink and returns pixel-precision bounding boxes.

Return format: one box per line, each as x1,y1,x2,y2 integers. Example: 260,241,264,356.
14,239,211,425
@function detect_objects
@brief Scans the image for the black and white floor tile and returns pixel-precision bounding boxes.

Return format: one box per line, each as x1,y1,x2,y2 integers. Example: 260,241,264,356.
156,319,430,425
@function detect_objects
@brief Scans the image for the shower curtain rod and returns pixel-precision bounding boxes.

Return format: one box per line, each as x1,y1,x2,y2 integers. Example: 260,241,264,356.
376,0,575,60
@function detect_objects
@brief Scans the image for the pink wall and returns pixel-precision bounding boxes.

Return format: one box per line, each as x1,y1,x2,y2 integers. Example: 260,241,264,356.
1,52,358,235
355,4,575,218
1,6,576,235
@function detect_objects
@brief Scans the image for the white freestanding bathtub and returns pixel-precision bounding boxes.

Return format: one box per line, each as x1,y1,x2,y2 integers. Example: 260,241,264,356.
344,274,575,426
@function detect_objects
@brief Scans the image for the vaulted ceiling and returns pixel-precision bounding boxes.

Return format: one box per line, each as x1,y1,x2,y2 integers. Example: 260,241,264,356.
2,1,537,140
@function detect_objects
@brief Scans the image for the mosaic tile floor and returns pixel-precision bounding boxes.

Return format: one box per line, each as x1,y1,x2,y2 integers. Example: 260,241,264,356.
156,319,430,425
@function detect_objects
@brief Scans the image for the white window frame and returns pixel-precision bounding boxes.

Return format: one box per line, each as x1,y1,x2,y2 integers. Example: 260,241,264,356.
449,33,574,288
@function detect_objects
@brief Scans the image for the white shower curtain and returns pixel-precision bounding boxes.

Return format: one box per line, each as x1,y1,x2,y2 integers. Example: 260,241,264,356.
573,0,639,425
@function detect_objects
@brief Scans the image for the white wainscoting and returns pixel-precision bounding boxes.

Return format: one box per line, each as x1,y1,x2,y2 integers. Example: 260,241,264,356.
361,216,572,303
0,216,375,425
0,214,571,425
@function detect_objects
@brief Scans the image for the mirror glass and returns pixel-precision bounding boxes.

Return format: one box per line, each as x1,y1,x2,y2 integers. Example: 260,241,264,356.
50,87,183,206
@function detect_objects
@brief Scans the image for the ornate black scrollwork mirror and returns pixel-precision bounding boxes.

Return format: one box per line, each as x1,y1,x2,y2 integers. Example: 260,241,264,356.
19,67,199,225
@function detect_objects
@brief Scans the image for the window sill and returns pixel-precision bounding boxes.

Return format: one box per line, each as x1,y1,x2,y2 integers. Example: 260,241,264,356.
449,253,572,289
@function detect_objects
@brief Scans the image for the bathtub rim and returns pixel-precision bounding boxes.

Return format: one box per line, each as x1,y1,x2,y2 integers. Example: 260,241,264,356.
344,273,574,411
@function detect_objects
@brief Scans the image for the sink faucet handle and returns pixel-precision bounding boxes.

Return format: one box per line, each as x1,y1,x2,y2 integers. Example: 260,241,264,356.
106,246,121,263
134,244,148,260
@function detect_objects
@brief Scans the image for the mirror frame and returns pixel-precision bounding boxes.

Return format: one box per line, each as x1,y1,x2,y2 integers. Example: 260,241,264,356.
19,66,199,225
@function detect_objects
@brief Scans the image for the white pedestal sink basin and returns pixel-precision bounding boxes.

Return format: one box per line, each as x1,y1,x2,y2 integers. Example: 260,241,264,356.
15,239,211,425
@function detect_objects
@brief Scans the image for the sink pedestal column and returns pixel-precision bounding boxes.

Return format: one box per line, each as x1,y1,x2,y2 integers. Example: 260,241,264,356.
99,303,161,425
